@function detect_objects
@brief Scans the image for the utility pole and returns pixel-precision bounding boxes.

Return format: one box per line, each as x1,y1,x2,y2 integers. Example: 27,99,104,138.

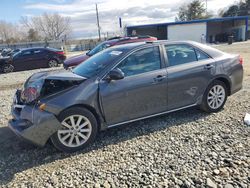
96,3,101,41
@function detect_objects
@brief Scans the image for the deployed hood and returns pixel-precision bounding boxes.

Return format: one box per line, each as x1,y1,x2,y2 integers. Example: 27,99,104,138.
22,70,87,103
64,54,90,67
25,70,86,85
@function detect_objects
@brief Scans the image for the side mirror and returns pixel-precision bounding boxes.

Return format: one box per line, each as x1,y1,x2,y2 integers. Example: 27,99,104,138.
107,68,124,81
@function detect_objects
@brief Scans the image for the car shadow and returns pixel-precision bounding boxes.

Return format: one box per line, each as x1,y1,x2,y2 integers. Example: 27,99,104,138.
0,107,210,185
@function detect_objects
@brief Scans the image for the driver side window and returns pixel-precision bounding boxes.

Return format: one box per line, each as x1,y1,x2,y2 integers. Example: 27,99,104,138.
116,47,161,77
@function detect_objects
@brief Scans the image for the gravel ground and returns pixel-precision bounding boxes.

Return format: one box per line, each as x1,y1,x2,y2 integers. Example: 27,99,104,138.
0,43,249,187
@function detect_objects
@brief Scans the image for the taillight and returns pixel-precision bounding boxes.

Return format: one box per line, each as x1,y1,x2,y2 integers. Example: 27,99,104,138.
239,56,243,65
56,51,65,55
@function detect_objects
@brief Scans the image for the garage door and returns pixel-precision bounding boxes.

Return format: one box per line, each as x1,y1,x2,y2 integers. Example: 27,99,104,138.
168,23,207,42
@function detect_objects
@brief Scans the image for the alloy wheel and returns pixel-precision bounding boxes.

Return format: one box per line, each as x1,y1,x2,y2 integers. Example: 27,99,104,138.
58,115,92,147
48,60,58,67
207,85,226,110
3,64,14,73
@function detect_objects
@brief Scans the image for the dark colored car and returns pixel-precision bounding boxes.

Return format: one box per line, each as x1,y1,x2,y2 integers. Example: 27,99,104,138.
0,48,13,57
63,36,157,69
0,47,66,73
9,41,243,152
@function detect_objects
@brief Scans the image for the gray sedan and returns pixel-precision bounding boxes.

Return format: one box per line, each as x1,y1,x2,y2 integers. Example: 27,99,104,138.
9,41,243,152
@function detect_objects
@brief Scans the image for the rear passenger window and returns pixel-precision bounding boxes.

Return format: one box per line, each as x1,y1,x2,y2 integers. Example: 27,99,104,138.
165,44,197,66
195,49,210,61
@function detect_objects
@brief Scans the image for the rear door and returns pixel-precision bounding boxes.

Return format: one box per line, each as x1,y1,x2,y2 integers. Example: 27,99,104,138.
164,44,215,110
99,46,168,125
32,49,48,68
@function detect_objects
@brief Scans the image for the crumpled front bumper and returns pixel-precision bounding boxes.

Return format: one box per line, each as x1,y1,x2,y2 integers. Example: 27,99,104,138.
8,95,62,147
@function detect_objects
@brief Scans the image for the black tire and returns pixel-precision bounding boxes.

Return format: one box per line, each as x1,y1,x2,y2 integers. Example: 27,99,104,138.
51,107,98,153
2,64,14,73
48,59,58,68
200,80,228,113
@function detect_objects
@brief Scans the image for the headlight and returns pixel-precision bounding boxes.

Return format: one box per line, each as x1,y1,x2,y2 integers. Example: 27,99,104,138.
21,87,40,103
21,79,44,103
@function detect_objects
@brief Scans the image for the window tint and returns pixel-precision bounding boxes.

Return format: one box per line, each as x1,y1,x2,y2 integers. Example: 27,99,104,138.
165,44,197,66
22,50,32,56
195,49,210,61
116,47,161,77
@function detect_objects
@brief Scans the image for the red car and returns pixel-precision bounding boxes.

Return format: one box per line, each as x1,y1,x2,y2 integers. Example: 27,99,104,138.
63,36,157,69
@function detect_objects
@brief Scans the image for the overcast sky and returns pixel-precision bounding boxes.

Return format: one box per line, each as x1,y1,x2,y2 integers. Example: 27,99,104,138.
0,0,239,39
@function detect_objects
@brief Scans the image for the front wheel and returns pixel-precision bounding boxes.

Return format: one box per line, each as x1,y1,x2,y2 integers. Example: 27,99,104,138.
2,64,14,73
51,107,98,153
200,80,228,113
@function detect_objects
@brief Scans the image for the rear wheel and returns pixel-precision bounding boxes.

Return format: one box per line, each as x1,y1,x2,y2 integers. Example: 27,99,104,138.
51,107,98,153
48,59,58,68
2,64,14,73
200,80,228,113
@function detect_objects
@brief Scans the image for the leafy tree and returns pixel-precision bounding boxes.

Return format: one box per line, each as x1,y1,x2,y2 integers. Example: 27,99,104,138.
220,0,250,17
177,0,212,21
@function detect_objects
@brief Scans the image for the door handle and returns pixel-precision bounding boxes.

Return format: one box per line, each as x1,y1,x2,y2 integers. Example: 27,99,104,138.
204,64,214,70
154,75,166,82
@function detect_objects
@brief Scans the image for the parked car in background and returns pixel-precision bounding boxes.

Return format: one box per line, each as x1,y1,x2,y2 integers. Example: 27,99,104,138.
0,48,13,57
0,47,66,73
63,35,157,69
9,41,243,152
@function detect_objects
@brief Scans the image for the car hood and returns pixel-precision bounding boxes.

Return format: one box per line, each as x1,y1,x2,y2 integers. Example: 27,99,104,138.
21,70,87,103
25,69,86,86
64,54,90,67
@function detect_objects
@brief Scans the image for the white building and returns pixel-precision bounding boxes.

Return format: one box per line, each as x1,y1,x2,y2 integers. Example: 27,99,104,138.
127,16,249,43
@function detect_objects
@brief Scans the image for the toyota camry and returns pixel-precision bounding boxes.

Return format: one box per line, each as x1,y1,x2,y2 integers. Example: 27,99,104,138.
9,41,243,152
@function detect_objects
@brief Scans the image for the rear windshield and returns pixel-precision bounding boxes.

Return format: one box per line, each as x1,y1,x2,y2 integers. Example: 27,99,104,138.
73,48,124,78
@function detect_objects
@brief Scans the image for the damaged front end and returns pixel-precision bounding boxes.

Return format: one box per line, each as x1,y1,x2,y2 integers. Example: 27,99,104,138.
21,70,86,104
9,70,87,146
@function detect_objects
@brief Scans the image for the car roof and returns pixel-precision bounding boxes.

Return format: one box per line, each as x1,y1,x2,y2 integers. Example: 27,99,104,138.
108,40,224,58
102,36,156,45
20,47,47,51
20,47,62,52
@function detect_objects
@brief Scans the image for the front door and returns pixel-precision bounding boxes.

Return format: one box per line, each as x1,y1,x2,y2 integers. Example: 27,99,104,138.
13,50,35,71
164,44,215,110
99,46,168,125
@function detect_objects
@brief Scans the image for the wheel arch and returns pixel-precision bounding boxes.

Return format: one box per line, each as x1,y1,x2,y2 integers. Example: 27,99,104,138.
57,104,102,131
48,58,59,63
209,76,232,96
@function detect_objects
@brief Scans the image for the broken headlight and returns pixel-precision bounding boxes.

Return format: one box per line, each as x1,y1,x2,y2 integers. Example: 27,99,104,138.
21,79,44,103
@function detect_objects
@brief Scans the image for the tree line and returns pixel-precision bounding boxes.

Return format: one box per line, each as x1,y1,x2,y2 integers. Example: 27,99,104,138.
177,0,250,21
0,13,71,45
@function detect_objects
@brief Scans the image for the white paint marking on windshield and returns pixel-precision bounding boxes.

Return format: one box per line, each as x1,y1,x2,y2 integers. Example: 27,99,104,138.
110,51,122,56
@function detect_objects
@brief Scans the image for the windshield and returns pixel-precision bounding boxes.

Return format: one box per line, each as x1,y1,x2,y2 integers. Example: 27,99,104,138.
87,42,111,56
73,49,124,78
12,51,21,58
